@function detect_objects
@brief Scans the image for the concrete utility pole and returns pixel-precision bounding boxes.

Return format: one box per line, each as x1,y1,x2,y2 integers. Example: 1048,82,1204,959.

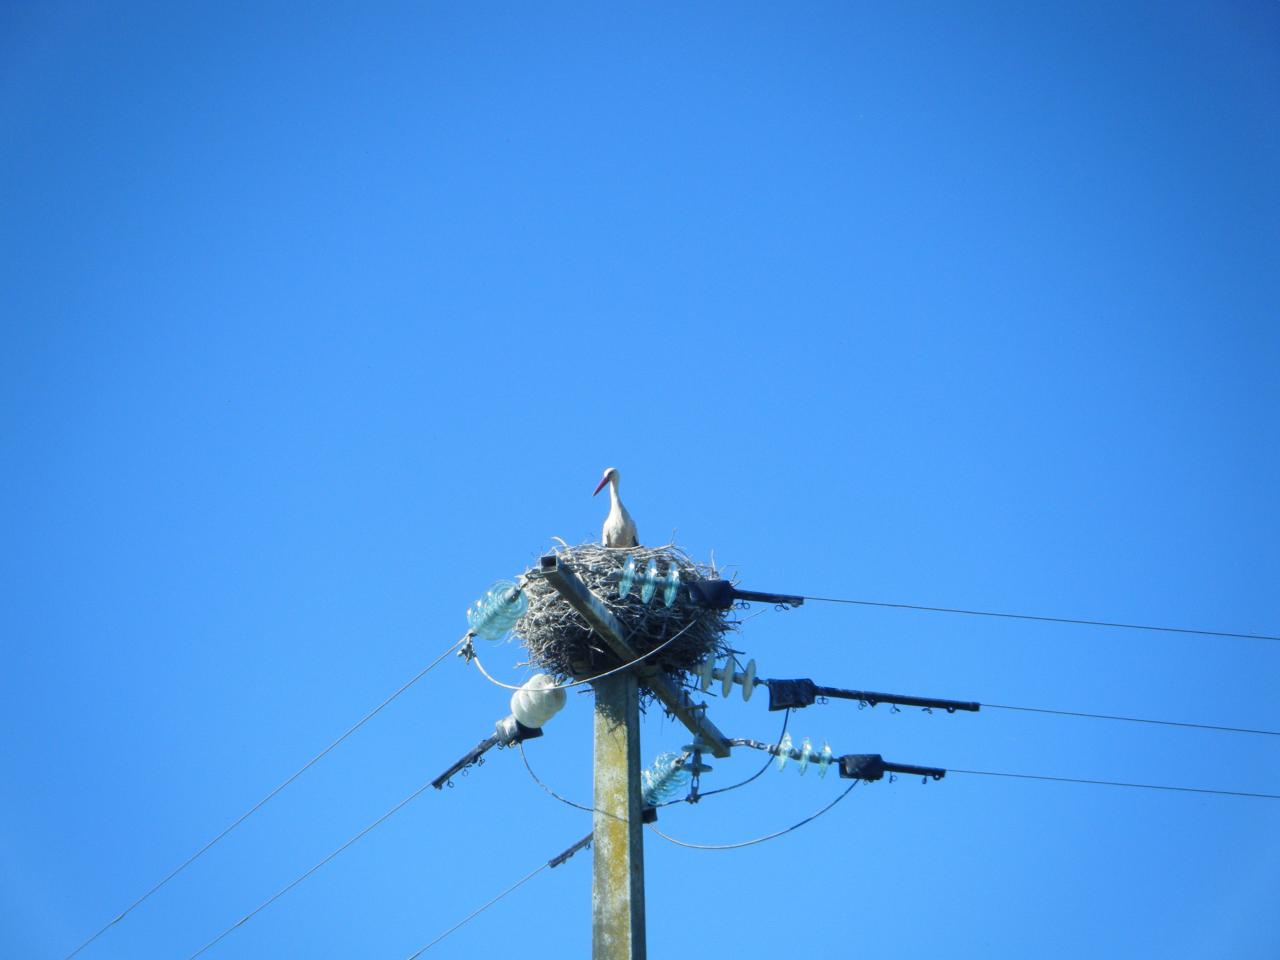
541,554,731,960
591,671,646,958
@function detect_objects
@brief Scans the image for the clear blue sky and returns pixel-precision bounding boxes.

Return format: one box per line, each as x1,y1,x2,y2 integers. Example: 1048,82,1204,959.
3,3,1278,958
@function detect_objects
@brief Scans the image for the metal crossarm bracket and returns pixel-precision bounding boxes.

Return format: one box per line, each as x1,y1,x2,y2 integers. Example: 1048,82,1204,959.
430,717,543,790
431,734,499,790
549,832,593,868
540,553,732,758
685,579,804,610
765,677,980,714
838,753,947,782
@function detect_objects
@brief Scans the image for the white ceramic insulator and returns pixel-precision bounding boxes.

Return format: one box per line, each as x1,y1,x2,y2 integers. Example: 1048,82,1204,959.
510,674,566,728
698,657,716,692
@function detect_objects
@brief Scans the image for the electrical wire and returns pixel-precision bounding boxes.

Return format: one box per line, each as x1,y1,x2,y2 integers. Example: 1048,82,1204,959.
789,679,1280,738
403,860,551,958
948,768,1280,801
518,741,598,815
185,775,438,959
800,595,1280,643
470,619,698,692
662,708,792,805
409,762,1275,959
64,633,469,960
403,833,592,958
517,742,693,823
520,711,792,817
983,702,1280,737
648,780,859,850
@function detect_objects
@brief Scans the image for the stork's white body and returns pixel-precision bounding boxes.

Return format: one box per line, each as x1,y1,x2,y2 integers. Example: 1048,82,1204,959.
595,468,639,548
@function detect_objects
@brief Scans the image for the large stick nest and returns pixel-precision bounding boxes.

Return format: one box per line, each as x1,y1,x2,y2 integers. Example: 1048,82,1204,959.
514,542,734,697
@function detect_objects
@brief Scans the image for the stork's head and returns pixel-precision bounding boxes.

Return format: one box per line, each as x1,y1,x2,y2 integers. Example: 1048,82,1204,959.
593,466,619,496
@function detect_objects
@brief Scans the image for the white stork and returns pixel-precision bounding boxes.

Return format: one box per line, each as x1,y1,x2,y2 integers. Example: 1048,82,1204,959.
593,466,639,548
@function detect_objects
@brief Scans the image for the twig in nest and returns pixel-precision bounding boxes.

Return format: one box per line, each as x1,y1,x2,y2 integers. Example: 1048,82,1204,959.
511,542,735,706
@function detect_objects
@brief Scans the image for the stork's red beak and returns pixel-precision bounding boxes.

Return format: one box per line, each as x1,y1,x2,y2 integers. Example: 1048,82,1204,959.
593,475,609,496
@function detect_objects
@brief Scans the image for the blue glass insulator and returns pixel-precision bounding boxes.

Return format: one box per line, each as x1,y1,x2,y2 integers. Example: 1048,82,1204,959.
619,555,637,599
642,752,690,806
662,565,680,607
776,732,793,772
797,737,813,775
816,742,833,778
640,559,659,604
467,580,527,640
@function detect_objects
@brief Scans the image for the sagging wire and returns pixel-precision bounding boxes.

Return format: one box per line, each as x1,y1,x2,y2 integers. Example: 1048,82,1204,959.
520,712,794,819
518,742,692,822
648,780,860,850
518,741,598,816
654,709,792,808
468,619,699,693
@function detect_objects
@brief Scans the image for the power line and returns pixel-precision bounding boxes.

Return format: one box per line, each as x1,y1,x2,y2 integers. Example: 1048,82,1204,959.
680,708,792,803
949,768,1280,800
983,702,1280,737
519,741,599,815
404,862,550,958
648,780,859,850
519,710,793,816
64,633,468,960
470,619,699,692
404,833,591,958
186,775,438,960
762,676,1280,739
800,595,1280,643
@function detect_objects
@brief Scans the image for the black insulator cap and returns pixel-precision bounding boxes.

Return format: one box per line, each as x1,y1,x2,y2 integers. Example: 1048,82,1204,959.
839,754,887,781
766,677,819,711
685,579,736,609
